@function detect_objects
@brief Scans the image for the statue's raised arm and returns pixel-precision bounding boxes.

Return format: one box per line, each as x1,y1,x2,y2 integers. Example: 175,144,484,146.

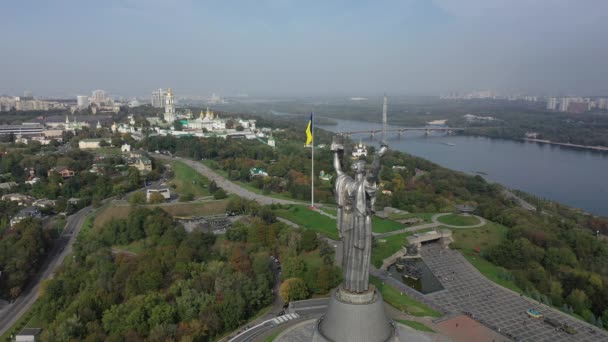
331,135,345,176
367,144,388,182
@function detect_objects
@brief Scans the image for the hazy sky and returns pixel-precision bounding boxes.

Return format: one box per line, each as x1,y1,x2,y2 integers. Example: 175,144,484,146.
2,0,608,97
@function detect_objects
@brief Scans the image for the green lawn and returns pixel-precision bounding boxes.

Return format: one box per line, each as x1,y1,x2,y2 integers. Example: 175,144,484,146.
370,276,441,318
395,319,435,333
171,161,210,197
449,222,507,253
94,147,121,156
371,229,433,268
275,205,339,240
436,213,481,226
318,206,337,217
388,212,436,223
371,216,405,233
462,253,521,294
450,222,521,293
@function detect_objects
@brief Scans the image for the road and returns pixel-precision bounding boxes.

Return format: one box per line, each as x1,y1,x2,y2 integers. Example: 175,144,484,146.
503,188,536,211
0,207,92,336
154,155,300,206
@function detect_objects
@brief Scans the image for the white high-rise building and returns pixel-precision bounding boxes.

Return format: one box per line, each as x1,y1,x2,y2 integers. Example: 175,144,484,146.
559,98,570,112
151,88,167,108
546,97,558,111
77,96,89,108
164,88,175,122
91,90,107,104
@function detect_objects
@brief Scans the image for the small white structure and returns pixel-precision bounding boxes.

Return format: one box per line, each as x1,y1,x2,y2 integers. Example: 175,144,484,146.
146,188,171,202
1,193,35,206
10,207,41,227
78,138,103,149
121,143,131,152
15,328,41,342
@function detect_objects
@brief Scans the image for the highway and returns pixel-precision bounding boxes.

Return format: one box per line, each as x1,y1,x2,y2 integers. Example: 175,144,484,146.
0,207,92,336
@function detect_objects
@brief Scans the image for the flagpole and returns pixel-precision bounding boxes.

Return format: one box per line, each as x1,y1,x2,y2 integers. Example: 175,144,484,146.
311,112,315,208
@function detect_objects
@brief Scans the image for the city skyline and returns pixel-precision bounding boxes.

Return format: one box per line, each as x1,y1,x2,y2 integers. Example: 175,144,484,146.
2,0,608,97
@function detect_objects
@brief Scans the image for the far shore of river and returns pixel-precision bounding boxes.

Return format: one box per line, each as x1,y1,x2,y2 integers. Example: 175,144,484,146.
523,138,608,152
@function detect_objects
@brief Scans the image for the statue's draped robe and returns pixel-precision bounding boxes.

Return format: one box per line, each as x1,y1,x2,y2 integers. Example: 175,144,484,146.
335,173,376,293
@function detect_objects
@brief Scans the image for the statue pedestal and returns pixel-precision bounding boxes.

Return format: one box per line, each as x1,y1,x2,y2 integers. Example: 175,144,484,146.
312,286,396,342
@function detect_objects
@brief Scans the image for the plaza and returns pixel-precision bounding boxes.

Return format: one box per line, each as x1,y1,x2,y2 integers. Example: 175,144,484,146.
421,243,607,342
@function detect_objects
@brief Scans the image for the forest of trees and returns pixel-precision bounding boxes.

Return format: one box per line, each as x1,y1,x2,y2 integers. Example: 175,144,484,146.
0,218,52,300
33,203,340,341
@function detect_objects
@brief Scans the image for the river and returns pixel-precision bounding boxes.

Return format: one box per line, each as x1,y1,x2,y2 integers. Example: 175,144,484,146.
317,118,608,217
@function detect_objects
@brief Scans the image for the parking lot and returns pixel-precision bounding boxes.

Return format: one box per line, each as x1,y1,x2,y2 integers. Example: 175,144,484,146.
421,244,607,342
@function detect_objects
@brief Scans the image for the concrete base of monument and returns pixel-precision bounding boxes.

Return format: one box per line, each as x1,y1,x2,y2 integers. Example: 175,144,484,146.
311,286,397,342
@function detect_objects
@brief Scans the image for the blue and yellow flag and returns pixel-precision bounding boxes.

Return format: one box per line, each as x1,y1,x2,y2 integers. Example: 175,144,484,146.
305,112,313,145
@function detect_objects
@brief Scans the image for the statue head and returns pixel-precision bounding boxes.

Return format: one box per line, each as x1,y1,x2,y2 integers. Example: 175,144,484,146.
351,160,366,174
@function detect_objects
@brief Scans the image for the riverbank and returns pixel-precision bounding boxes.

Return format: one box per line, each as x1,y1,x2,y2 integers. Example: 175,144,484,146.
523,138,608,152
318,118,608,217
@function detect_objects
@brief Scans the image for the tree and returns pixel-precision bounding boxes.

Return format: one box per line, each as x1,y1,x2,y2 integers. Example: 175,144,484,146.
283,256,306,279
129,192,146,205
279,278,308,302
208,180,218,193
214,188,227,199
300,230,318,252
9,287,21,300
149,192,165,204
567,288,589,314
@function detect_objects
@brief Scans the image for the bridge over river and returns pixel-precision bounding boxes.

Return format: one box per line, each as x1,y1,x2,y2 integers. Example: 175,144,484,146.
338,126,464,138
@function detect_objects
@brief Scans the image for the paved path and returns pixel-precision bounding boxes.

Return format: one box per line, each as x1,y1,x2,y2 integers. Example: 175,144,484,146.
431,213,486,229
155,155,301,206
312,207,336,219
375,213,486,239
503,188,536,211
421,244,608,342
0,207,92,336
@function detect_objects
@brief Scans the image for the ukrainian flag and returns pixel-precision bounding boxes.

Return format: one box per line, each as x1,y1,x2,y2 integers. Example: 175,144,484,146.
305,112,313,145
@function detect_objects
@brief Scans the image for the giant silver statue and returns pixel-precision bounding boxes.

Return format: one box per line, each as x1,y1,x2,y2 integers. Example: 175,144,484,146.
331,136,388,293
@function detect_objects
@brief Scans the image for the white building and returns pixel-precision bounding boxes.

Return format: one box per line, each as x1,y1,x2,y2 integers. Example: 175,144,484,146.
186,108,225,131
559,98,570,112
146,188,171,202
121,143,131,152
79,138,103,149
91,90,107,104
77,95,89,108
151,88,167,108
546,97,558,111
164,88,176,122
